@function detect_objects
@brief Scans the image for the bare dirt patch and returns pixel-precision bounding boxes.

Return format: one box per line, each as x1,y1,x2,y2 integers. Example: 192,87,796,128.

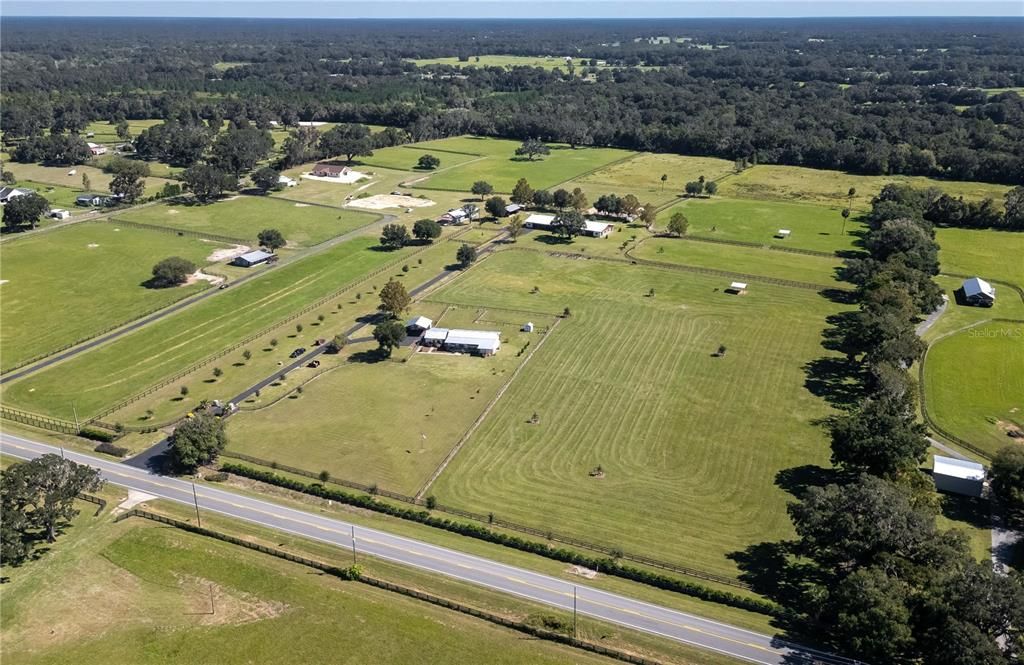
168,209,180,215
997,420,1024,439
186,270,226,286
206,244,251,263
176,574,290,626
294,203,311,207
114,489,157,514
347,194,436,211
566,565,598,579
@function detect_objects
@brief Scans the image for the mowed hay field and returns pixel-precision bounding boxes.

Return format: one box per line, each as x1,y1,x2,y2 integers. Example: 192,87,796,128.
3,162,173,197
937,227,1024,288
720,164,1012,210
0,518,618,665
923,321,1024,456
226,307,549,494
0,223,218,371
562,153,736,209
115,196,380,247
359,145,482,172
413,137,635,193
655,198,864,254
2,237,418,419
429,250,842,578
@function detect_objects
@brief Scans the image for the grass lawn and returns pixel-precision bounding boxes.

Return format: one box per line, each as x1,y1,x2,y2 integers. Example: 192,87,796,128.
0,223,221,371
720,164,1012,210
562,153,737,209
114,196,380,247
655,198,864,254
15,180,84,212
428,250,845,579
412,137,635,193
923,320,1024,457
4,162,173,197
629,237,844,286
226,307,550,494
81,119,163,144
358,145,482,172
2,237,423,420
0,516,620,665
937,227,1024,288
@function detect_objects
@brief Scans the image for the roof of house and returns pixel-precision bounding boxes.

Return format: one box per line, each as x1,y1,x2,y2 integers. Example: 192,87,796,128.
933,455,985,481
445,329,501,350
423,327,449,341
278,174,295,182
962,277,995,299
0,187,31,199
407,316,433,329
237,249,275,263
447,208,467,218
584,220,613,234
505,203,523,212
313,163,347,173
523,213,556,227
77,193,103,200
87,142,101,148
729,282,748,290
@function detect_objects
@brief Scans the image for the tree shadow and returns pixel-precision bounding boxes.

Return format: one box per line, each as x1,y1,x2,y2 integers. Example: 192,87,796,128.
774,465,846,500
803,356,867,409
818,287,858,305
140,277,178,290
347,349,388,364
532,234,573,246
939,492,992,531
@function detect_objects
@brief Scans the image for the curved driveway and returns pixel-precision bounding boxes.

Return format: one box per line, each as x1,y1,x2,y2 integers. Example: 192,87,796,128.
2,433,860,665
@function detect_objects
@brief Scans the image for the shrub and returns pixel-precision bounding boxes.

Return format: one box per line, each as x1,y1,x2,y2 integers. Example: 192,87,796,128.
79,427,116,443
94,441,129,457
206,471,229,482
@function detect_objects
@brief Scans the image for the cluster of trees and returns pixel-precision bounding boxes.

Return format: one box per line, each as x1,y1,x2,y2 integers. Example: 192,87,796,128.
868,183,1024,231
10,133,92,165
168,412,228,471
1,455,103,567
149,256,197,288
683,176,717,197
373,279,411,356
754,185,1024,663
2,192,50,231
380,219,443,250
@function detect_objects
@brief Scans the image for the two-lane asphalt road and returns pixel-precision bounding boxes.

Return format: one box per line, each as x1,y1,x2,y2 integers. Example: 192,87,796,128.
1,433,858,665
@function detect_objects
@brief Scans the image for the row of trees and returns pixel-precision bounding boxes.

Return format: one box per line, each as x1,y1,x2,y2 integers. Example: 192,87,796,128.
868,183,1024,231
380,219,442,250
754,186,1024,663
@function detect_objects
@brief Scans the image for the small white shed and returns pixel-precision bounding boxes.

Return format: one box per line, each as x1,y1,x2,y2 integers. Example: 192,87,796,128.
522,322,534,332
776,229,791,239
726,281,748,294
933,455,985,497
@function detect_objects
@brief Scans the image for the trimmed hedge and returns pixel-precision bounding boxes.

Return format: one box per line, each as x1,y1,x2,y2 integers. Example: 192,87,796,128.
220,463,780,617
94,441,129,457
79,427,116,443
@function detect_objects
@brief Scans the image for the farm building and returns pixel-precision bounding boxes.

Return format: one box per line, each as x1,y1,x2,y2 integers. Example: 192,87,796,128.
48,208,71,220
932,455,986,497
75,193,104,207
440,208,469,224
726,281,748,294
232,249,275,267
443,329,501,356
582,221,614,238
311,163,349,178
87,142,108,156
421,327,449,348
406,316,433,335
278,175,297,187
523,213,557,230
0,187,33,204
776,229,791,239
962,277,995,307
522,322,535,332
504,203,524,216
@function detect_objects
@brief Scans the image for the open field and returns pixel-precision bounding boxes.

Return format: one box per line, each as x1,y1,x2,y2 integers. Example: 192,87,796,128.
411,137,635,193
0,515,620,665
937,227,1024,287
983,87,1024,97
3,162,174,198
429,250,844,578
114,196,380,247
81,119,164,144
2,237,421,420
923,320,1024,457
720,164,1012,210
359,145,482,172
13,180,85,212
226,306,551,494
410,55,590,70
0,223,220,371
561,153,737,209
655,198,864,254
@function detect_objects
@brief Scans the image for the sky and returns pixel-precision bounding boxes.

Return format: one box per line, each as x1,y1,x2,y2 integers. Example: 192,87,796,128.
4,1,1022,18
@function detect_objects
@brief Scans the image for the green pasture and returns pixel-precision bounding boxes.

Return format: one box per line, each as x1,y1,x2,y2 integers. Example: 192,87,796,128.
429,250,845,578
923,276,1024,342
114,196,379,247
937,227,1024,288
4,162,173,198
720,164,1011,210
0,516,617,665
82,119,163,143
656,198,864,254
14,180,84,212
0,223,218,371
563,152,736,209
629,237,843,286
359,145,482,172
2,237,420,419
923,321,1024,457
227,307,546,494
983,87,1024,97
412,137,634,193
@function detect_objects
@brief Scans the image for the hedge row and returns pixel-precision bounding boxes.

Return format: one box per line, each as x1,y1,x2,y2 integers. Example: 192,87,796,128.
94,441,129,457
79,427,116,443
220,463,780,617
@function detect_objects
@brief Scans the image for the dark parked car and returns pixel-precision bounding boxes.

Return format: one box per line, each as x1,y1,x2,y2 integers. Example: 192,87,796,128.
307,360,321,369
289,347,306,358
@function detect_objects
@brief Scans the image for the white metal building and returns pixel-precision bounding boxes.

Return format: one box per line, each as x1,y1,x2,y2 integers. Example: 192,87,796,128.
933,455,986,497
962,277,996,307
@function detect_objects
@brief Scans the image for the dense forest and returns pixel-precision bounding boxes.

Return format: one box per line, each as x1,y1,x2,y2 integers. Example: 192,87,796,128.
2,17,1023,184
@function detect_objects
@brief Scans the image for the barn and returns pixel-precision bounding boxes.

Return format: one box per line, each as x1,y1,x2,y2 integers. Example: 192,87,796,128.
232,249,275,267
962,277,995,307
406,316,433,335
932,455,986,497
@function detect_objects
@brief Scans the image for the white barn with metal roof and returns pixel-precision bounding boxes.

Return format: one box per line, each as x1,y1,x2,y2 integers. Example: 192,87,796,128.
933,455,986,497
962,277,995,307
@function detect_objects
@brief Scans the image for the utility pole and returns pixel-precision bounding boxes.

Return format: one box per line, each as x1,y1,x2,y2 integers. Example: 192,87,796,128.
72,402,79,431
573,586,578,640
351,525,357,564
192,481,202,528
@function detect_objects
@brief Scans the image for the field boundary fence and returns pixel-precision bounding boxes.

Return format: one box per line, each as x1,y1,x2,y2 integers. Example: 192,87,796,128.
101,217,249,245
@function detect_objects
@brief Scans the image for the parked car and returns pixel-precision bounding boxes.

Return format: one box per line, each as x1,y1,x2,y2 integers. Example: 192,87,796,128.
307,360,321,369
313,338,326,346
289,347,306,358
218,283,229,290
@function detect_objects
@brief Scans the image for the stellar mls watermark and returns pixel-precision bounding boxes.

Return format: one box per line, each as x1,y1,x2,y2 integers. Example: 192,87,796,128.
967,327,1024,339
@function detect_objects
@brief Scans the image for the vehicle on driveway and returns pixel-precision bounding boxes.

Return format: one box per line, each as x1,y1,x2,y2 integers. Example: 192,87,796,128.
307,360,321,368
313,338,326,346
289,347,306,358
